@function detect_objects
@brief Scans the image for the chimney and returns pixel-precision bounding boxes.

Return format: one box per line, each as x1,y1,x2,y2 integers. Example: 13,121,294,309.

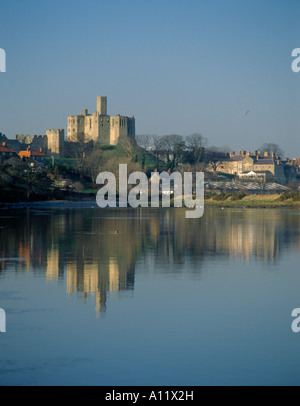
264,151,268,157
40,147,43,153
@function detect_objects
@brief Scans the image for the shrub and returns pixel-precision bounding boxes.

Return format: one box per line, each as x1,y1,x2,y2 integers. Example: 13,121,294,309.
278,192,299,201
292,194,300,201
205,192,217,199
230,191,246,201
213,192,230,201
73,181,85,192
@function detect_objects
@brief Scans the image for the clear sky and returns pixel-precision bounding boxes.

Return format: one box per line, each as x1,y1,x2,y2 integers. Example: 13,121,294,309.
0,0,299,157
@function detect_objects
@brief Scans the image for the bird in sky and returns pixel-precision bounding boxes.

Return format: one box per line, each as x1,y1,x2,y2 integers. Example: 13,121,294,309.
245,110,250,116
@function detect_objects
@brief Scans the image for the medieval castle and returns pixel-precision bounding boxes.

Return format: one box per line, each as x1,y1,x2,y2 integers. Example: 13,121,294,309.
0,96,135,158
67,96,135,145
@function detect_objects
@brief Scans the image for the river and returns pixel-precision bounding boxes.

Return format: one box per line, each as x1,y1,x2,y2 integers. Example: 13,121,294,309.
0,206,300,385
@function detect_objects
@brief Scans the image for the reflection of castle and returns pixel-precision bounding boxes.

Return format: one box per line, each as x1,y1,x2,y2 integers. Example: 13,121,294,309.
1,208,300,314
66,259,129,314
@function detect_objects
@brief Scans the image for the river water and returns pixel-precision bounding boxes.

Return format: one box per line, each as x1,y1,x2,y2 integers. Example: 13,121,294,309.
0,205,300,386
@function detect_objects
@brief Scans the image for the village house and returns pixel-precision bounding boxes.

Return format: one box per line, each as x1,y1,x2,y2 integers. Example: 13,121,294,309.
0,142,18,162
284,157,300,179
18,147,46,164
218,150,288,184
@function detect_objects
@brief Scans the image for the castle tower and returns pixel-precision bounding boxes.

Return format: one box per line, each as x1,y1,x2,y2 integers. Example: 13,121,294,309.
46,129,65,157
97,96,107,116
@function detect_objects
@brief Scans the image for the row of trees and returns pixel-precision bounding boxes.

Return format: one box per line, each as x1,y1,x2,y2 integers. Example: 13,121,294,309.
136,134,285,171
136,133,230,172
66,133,285,185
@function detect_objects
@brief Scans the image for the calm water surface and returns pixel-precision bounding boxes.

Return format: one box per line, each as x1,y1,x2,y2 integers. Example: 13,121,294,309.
0,206,300,386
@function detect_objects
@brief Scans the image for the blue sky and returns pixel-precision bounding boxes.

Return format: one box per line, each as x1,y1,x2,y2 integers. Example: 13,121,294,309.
0,0,299,157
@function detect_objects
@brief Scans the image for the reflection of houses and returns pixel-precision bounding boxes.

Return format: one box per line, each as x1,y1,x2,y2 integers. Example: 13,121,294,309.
46,247,60,281
219,150,287,184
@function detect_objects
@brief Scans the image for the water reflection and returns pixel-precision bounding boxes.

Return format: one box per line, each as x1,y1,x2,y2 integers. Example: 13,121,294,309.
1,207,300,314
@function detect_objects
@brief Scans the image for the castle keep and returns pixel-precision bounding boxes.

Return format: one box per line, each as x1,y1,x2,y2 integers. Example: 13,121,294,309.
67,96,135,145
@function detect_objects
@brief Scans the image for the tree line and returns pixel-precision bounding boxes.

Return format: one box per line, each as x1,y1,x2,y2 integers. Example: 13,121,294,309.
136,134,284,173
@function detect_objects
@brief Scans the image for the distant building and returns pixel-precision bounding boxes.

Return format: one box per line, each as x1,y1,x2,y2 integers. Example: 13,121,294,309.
19,147,46,164
0,142,18,162
0,133,21,152
218,150,287,184
67,96,135,146
283,157,300,182
46,129,65,157
238,170,274,183
15,134,47,153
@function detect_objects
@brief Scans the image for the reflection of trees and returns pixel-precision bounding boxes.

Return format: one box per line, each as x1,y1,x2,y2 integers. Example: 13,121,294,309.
1,207,300,313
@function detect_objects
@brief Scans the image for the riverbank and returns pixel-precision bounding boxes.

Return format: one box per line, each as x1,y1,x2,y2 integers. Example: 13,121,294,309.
2,193,300,210
205,194,300,208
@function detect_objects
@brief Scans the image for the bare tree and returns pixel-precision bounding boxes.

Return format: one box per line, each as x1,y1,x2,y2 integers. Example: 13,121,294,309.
185,133,207,165
159,134,186,170
67,134,94,171
23,169,53,199
118,134,137,161
152,135,164,151
84,148,105,183
204,147,228,172
136,134,152,151
260,143,284,157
